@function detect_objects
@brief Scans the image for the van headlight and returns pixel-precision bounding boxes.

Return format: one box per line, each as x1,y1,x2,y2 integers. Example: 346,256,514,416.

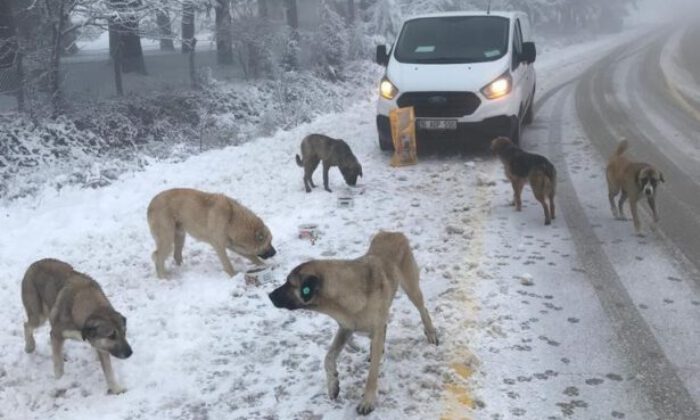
379,77,398,100
481,73,512,100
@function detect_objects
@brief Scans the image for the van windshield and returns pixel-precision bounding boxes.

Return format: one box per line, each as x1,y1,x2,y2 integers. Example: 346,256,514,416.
394,16,510,64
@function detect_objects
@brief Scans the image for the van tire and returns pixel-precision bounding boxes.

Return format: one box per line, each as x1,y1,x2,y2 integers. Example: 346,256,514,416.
523,90,535,125
378,133,394,151
511,116,521,145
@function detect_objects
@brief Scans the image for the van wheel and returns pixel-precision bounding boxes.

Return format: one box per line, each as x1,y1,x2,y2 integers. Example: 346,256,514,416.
511,116,522,145
523,98,534,125
524,88,535,125
378,133,394,151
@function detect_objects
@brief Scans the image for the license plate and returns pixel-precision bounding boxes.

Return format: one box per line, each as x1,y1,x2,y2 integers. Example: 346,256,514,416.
417,119,457,130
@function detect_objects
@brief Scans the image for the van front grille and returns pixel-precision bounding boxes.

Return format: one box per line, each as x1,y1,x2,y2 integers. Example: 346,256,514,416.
396,92,481,118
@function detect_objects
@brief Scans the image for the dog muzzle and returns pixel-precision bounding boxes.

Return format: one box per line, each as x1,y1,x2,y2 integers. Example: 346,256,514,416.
258,246,276,259
644,187,654,196
269,287,300,310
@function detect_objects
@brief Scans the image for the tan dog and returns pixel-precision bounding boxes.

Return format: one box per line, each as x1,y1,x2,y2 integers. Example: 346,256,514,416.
606,140,665,233
21,259,132,394
147,188,276,278
296,133,363,193
268,231,438,415
491,137,557,225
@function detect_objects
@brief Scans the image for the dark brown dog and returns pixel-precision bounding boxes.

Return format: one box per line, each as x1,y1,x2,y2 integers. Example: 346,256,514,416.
296,134,363,193
606,140,664,234
491,136,557,225
269,231,437,415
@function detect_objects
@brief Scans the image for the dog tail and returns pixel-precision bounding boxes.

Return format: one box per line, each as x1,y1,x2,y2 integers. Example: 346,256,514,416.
614,140,629,157
295,154,303,167
545,164,557,197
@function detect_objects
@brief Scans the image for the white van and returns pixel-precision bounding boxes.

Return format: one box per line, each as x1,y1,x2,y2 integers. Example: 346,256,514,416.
375,11,536,150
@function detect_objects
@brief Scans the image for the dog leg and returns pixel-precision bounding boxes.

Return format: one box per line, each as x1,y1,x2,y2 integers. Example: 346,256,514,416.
152,236,173,279
608,188,620,219
509,179,518,206
322,162,333,193
303,158,320,193
617,191,628,220
23,315,42,353
647,196,660,222
357,323,386,415
173,227,185,266
534,190,551,225
212,244,236,277
402,282,438,345
325,327,352,400
549,195,556,220
514,179,526,211
97,350,125,395
50,330,65,379
630,199,641,234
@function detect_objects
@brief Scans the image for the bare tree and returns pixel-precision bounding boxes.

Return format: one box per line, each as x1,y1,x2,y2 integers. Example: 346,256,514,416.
181,0,195,53
155,3,175,51
215,0,233,64
283,0,298,71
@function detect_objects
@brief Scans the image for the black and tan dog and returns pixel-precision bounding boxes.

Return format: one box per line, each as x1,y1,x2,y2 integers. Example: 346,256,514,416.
296,133,363,193
606,140,664,233
268,231,438,415
21,259,132,394
491,136,557,225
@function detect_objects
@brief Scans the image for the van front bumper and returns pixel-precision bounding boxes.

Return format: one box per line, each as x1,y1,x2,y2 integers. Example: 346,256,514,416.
376,114,515,144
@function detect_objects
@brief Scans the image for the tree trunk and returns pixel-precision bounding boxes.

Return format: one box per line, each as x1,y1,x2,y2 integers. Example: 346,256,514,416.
47,0,65,116
215,0,233,65
283,0,299,71
258,0,268,17
182,1,195,53
189,38,198,89
119,17,146,74
112,40,123,95
156,10,175,51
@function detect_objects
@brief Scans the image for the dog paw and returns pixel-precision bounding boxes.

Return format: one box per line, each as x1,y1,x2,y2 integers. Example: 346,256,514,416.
356,398,376,415
327,378,340,400
325,188,333,193
425,329,439,346
25,342,35,354
54,368,64,379
107,386,126,395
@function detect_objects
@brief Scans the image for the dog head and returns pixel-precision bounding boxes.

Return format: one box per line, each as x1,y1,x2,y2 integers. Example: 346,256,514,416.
637,166,664,197
227,216,276,260
339,160,363,187
268,262,322,311
81,310,132,359
490,136,515,155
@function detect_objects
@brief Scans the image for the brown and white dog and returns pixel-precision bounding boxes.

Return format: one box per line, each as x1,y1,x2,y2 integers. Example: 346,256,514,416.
21,259,132,394
606,140,665,233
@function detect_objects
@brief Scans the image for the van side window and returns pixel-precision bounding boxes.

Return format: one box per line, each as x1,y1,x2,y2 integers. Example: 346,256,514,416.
512,19,523,70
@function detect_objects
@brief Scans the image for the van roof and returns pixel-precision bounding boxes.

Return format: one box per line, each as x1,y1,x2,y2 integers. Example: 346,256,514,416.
405,11,523,21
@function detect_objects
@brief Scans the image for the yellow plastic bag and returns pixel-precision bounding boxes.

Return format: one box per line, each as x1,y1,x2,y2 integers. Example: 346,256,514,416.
390,106,418,167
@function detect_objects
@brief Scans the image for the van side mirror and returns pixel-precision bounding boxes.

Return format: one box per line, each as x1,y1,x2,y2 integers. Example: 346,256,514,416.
521,42,536,64
376,45,389,66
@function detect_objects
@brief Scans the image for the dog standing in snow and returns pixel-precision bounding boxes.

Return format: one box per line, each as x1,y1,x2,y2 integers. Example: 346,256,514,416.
21,258,132,394
268,231,438,415
491,136,557,225
296,133,363,193
606,139,664,234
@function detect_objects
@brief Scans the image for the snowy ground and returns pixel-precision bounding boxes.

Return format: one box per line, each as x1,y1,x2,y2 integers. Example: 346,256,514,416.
0,23,687,420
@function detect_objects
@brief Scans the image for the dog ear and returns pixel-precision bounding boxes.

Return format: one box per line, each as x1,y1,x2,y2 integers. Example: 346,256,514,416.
81,325,98,341
358,165,363,177
120,314,127,329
